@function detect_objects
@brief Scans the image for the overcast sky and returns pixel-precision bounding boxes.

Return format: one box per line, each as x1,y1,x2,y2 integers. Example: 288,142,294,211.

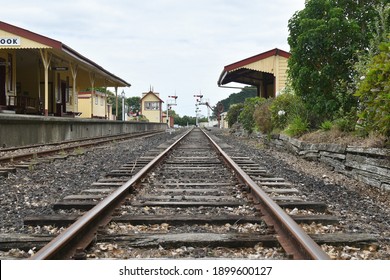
3,0,305,117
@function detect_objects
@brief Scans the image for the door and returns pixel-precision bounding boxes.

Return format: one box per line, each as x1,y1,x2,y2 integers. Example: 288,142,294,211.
61,80,67,113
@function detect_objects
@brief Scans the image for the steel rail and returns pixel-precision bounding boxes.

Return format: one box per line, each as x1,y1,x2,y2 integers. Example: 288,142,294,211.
31,128,192,260
202,129,330,260
0,131,145,152
0,130,162,164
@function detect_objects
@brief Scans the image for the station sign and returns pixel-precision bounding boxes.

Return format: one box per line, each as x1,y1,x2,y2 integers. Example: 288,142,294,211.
0,37,21,46
51,66,68,71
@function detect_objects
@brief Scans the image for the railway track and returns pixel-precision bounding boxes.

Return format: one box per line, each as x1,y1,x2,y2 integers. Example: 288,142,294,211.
0,130,163,176
1,128,378,259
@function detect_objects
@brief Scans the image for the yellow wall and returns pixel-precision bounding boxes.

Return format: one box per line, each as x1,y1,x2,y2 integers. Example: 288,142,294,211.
276,56,289,95
78,94,91,118
245,55,275,75
78,91,107,118
93,94,106,118
141,93,162,123
244,55,289,96
0,30,51,49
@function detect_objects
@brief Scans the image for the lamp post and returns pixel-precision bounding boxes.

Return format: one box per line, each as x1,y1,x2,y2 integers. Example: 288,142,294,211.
121,90,125,121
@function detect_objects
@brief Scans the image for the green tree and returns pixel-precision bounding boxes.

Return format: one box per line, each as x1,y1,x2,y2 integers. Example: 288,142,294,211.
288,0,382,125
355,41,390,137
126,96,141,115
174,115,197,126
217,86,257,115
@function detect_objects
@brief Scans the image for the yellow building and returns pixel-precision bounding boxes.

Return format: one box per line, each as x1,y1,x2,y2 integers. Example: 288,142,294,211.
220,112,229,129
78,91,111,119
140,89,164,123
0,21,129,116
218,48,290,98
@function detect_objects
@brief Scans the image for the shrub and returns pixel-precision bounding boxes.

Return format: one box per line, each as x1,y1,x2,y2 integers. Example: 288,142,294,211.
226,103,244,127
284,116,309,137
253,99,273,134
320,120,333,131
333,115,356,132
270,92,307,130
238,97,266,134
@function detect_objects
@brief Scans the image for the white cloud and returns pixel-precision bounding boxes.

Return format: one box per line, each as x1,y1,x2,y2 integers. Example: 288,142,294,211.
2,0,305,116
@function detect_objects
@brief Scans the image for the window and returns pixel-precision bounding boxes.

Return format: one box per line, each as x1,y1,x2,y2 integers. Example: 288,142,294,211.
144,101,160,110
95,95,98,105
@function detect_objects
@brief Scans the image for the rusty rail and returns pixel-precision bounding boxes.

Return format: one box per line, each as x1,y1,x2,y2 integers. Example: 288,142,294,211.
0,130,162,164
202,129,330,260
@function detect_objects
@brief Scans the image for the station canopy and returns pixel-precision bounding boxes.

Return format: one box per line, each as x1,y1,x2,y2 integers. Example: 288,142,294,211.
0,21,130,88
1,21,130,116
218,48,290,98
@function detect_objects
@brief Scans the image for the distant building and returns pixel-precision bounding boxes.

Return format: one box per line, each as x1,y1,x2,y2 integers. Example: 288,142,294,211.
140,89,164,123
78,90,111,119
162,113,174,128
220,112,229,129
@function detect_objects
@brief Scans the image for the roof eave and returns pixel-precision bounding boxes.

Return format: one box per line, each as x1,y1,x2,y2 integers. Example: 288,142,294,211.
0,21,62,49
224,48,291,72
141,92,164,103
62,44,131,87
0,21,130,88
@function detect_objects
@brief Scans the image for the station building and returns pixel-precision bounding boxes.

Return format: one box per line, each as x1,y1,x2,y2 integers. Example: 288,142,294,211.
0,21,130,117
218,48,290,98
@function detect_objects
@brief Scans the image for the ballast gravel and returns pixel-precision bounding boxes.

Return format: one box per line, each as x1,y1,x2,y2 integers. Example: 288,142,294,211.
0,131,182,233
0,128,389,260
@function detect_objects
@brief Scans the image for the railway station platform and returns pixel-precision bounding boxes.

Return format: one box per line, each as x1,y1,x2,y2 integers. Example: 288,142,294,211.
0,114,167,148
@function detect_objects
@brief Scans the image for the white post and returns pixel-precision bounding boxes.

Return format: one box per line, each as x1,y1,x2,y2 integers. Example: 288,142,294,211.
121,90,125,121
167,104,169,128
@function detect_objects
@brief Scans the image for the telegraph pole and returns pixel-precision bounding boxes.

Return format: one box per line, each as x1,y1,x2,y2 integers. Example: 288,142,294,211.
194,94,203,127
195,93,217,127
